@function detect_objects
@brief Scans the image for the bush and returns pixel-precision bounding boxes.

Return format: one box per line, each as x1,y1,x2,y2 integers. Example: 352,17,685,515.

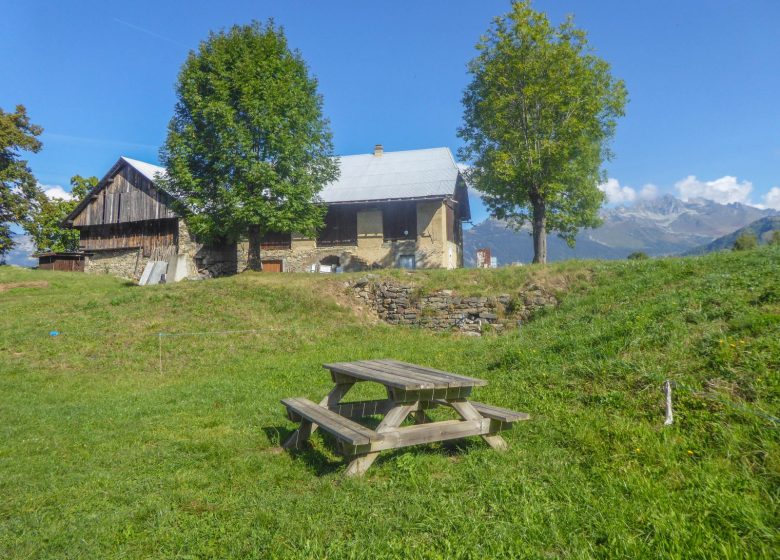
733,233,758,251
627,251,649,260
768,230,780,246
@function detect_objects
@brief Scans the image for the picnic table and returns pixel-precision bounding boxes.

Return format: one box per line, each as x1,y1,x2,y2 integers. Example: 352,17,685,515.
281,359,529,476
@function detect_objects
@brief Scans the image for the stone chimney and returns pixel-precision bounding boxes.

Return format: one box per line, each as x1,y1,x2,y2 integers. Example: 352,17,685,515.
374,144,383,157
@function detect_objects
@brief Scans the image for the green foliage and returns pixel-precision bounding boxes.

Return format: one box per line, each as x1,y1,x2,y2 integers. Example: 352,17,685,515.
161,20,339,267
1,246,778,557
458,1,627,263
768,230,780,246
0,105,44,261
627,251,649,260
733,232,758,251
26,175,97,253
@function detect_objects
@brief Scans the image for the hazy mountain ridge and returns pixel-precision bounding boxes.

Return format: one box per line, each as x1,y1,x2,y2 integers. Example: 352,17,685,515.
464,195,777,265
684,216,780,255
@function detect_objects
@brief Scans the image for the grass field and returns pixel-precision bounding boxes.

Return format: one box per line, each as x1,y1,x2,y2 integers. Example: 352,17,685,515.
1,247,778,559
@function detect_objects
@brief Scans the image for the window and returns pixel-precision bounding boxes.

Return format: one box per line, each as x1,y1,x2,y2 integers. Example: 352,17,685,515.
317,205,357,246
383,202,417,241
260,231,292,250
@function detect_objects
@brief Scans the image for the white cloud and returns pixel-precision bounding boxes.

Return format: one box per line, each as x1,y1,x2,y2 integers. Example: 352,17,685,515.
760,187,780,210
40,184,74,201
638,183,659,200
675,175,753,205
598,178,637,205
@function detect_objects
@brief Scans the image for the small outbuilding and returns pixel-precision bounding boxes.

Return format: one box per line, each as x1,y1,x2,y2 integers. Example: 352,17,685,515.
35,251,91,272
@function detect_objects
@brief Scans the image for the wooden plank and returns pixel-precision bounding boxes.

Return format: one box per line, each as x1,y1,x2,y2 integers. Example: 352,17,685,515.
287,397,375,442
390,385,474,403
368,418,491,452
323,362,434,390
378,359,489,387
281,397,379,446
355,360,468,389
327,399,394,419
469,401,530,423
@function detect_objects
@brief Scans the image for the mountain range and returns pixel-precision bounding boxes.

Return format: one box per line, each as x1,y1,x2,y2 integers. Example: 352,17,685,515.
684,215,780,255
464,194,777,265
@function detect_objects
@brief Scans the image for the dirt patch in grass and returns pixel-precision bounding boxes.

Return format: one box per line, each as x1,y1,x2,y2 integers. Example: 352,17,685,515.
0,280,49,292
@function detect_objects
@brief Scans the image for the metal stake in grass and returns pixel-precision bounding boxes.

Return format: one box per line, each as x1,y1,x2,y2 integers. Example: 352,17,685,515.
663,380,674,426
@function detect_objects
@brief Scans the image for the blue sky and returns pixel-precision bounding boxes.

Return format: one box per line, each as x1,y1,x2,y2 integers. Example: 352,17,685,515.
2,0,779,222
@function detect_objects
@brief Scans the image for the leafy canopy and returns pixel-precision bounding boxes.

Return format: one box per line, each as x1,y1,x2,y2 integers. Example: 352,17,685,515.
733,232,758,251
0,105,45,260
160,20,339,243
458,1,627,249
27,175,97,253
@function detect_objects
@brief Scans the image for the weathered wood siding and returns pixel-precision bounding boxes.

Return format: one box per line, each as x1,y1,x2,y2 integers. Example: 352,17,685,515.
38,255,86,272
78,219,178,259
72,164,176,227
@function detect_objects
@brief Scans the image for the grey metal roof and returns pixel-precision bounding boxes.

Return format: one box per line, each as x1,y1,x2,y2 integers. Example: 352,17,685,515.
123,147,462,203
319,147,462,203
121,156,167,183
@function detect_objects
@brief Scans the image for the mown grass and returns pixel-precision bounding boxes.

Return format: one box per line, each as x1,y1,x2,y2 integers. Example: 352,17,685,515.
0,247,778,559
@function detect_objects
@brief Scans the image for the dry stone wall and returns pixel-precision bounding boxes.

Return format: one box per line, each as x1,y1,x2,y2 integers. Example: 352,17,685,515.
350,276,558,336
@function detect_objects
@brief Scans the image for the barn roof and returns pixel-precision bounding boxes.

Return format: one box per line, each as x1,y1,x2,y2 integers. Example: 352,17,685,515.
120,156,166,183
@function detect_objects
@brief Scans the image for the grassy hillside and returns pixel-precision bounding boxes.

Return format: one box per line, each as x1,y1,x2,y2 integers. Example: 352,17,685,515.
1,247,778,559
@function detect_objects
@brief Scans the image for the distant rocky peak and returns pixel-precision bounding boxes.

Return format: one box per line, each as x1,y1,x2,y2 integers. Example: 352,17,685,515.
632,193,686,215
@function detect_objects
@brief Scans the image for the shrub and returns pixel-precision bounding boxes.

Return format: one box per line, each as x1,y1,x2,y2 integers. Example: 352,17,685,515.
627,251,649,260
768,230,780,246
733,233,758,251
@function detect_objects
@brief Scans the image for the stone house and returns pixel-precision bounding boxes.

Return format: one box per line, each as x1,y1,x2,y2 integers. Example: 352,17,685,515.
62,145,470,279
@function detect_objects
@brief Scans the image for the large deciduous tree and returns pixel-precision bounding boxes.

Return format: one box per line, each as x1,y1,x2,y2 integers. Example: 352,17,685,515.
458,1,627,263
0,105,45,262
28,175,97,253
160,20,339,270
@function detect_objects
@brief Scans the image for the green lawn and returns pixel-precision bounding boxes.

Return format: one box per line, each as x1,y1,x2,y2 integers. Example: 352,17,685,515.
1,248,778,559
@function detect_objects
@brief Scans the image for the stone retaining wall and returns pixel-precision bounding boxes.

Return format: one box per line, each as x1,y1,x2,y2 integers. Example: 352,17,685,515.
350,276,558,336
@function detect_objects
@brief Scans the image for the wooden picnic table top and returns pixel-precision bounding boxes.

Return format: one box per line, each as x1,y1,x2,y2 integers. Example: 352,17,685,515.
322,359,489,391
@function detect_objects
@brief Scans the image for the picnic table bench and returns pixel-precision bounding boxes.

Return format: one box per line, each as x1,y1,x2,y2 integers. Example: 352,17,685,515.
281,359,529,476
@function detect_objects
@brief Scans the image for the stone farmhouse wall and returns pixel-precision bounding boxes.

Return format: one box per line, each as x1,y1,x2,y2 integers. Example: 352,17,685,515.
179,199,461,277
84,248,143,279
81,199,462,280
350,277,558,335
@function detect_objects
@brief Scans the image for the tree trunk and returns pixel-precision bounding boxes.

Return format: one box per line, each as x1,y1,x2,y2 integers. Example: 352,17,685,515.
531,200,547,264
247,224,263,271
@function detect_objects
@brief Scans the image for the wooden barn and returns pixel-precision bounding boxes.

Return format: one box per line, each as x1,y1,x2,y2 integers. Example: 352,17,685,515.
64,156,178,261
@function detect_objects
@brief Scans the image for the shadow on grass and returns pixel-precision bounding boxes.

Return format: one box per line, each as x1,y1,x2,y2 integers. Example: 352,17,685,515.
262,424,486,476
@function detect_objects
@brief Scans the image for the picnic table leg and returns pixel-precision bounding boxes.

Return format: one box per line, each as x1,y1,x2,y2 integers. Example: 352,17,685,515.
413,409,432,424
282,420,313,450
345,402,417,476
282,382,354,450
450,400,508,451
